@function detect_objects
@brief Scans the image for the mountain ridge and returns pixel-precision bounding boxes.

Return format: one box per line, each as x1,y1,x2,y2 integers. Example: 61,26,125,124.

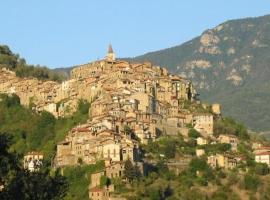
127,14,270,132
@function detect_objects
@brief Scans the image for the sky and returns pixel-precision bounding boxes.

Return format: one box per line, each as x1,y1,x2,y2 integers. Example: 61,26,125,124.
1,0,270,68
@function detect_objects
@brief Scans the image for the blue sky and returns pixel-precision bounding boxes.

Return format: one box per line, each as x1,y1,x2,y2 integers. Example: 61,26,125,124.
1,0,270,68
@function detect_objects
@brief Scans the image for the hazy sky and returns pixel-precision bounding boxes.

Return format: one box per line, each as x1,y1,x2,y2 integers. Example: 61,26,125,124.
1,0,270,68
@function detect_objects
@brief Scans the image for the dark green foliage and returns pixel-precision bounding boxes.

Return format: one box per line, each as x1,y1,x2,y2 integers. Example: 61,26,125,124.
243,173,260,191
2,169,68,200
0,132,20,184
156,161,169,175
77,158,83,165
254,163,269,175
188,158,215,184
142,135,196,160
0,94,90,160
188,128,201,138
100,175,110,187
202,143,231,154
189,158,209,173
0,45,64,82
124,125,133,135
0,133,68,200
63,161,105,200
124,160,141,182
124,125,139,141
214,117,249,140
77,99,90,115
211,189,228,200
145,185,173,200
128,14,270,132
0,94,20,107
164,143,176,159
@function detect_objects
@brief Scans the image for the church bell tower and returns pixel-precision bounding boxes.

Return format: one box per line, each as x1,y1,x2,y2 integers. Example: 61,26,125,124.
106,44,116,61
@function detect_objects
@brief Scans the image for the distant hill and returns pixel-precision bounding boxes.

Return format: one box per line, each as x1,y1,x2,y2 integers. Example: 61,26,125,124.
0,45,65,82
128,14,270,132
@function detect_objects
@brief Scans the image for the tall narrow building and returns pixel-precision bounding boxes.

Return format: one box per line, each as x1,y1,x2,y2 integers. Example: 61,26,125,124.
106,44,116,61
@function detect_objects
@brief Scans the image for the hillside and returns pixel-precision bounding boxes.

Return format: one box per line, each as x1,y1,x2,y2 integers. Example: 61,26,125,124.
2,44,270,200
129,14,270,132
0,45,65,82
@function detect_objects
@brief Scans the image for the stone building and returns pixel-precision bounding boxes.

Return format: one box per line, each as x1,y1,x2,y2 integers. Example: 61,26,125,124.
207,154,237,170
193,113,213,136
218,134,238,151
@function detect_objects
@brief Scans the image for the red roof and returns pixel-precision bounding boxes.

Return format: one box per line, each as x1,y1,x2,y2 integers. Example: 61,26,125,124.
26,151,43,156
256,151,270,156
77,128,89,132
89,187,104,192
257,146,270,150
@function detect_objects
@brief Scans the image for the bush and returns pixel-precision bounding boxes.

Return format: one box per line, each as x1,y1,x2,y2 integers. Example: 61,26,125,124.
100,175,110,187
254,163,269,175
243,173,260,191
164,143,176,159
188,128,201,138
214,118,249,140
189,158,209,173
124,160,141,182
77,99,90,115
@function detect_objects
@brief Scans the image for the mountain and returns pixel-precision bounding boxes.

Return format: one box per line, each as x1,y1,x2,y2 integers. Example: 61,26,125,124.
128,14,270,132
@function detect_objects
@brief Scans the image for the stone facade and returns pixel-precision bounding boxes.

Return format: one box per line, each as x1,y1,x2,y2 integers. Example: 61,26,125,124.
218,134,238,151
193,113,213,136
207,154,237,170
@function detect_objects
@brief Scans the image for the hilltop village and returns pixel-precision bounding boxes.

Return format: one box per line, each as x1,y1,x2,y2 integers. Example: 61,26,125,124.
1,46,270,200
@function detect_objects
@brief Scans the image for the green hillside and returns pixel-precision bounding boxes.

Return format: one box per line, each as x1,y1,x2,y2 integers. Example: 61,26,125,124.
0,45,65,82
129,14,270,132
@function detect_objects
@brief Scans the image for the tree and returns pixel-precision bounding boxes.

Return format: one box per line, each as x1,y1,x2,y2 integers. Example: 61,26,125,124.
254,163,269,175
164,143,176,159
77,99,90,115
214,118,249,140
1,169,68,200
0,133,68,200
0,132,20,186
124,160,141,182
188,128,201,138
243,173,260,191
100,175,110,187
0,94,20,108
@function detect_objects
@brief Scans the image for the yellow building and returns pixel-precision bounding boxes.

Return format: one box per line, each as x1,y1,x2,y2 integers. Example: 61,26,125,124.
207,154,237,170
218,134,238,151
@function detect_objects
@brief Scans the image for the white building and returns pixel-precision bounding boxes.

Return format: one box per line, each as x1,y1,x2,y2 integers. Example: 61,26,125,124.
255,152,270,166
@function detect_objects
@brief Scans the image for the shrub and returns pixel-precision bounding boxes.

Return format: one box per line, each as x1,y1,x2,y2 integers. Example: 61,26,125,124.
243,173,260,191
254,163,269,175
188,128,201,138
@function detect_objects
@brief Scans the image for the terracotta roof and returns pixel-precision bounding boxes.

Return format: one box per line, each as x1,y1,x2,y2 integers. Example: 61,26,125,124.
26,151,43,156
257,146,270,150
89,187,104,192
256,151,270,156
77,128,89,132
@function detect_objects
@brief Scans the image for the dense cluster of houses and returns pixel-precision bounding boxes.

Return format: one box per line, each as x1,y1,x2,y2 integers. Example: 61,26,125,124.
4,46,270,200
53,46,217,168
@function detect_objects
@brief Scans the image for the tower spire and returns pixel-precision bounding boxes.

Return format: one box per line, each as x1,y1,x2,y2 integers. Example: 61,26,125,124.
106,44,116,61
108,44,114,54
